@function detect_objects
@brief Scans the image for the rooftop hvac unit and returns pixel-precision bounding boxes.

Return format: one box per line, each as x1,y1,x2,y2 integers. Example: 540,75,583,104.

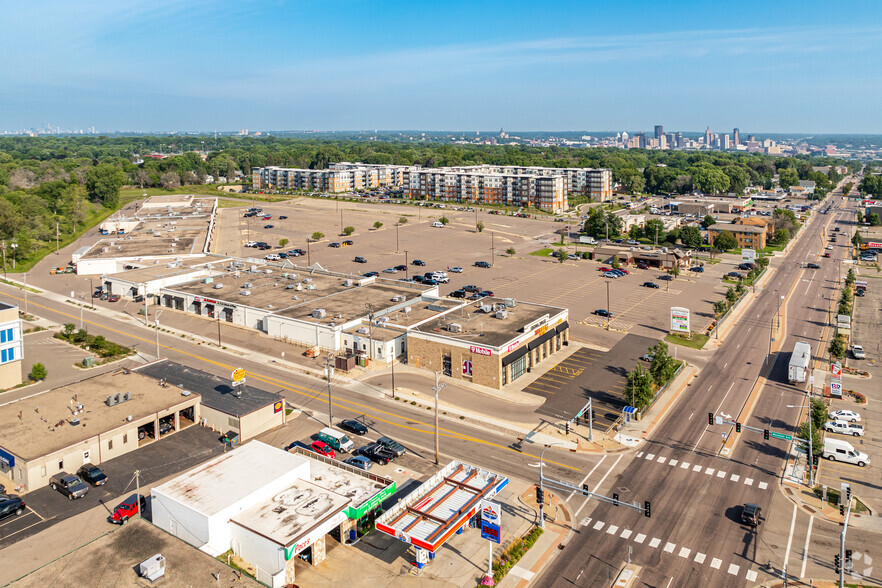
123,390,132,402
106,395,118,406
213,283,223,289
306,284,317,290
250,265,258,272
495,310,508,319
448,323,463,333
181,390,191,396
479,304,493,314
312,308,327,319
114,393,123,405
503,298,517,308
70,418,81,426
427,303,448,312
662,247,668,253
139,554,166,582
203,277,213,284
357,327,369,334
391,295,405,302
344,279,354,287
403,306,412,314
242,282,252,288
241,290,251,296
377,316,389,323
264,269,273,274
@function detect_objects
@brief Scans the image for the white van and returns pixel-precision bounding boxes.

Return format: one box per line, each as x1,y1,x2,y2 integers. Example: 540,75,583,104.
432,221,445,228
317,427,354,453
823,438,870,467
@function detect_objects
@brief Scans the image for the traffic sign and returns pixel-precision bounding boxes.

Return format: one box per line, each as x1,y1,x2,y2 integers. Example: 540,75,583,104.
770,431,793,441
231,367,246,383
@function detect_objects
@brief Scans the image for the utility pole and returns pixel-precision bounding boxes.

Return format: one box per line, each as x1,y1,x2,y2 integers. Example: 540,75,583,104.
144,293,149,326
2,241,6,279
404,251,409,279
606,280,611,330
432,371,445,465
491,232,495,266
395,222,400,252
340,209,343,236
216,314,222,347
56,222,60,254
135,470,142,518
325,355,334,427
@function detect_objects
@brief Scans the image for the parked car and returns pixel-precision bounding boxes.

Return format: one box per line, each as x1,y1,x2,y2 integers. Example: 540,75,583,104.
474,261,492,268
383,268,398,274
342,240,354,246
463,285,482,292
263,224,274,229
77,464,108,486
110,494,146,524
354,256,367,263
362,271,379,278
289,249,305,256
806,263,821,269
829,410,861,423
641,352,655,362
107,294,121,302
344,456,373,471
449,290,467,298
636,263,649,270
824,420,865,436
823,252,831,258
689,266,704,272
449,267,464,273
359,443,395,465
329,242,341,248
394,265,407,271
412,259,426,266
0,495,26,521
262,215,272,220
740,503,762,527
92,290,103,298
265,253,281,261
594,309,613,317
158,418,174,435
725,272,743,279
376,436,407,457
310,440,337,458
279,215,288,220
49,473,89,500
643,281,660,288
603,271,620,278
851,344,866,359
338,419,368,435
244,241,257,247
598,267,611,272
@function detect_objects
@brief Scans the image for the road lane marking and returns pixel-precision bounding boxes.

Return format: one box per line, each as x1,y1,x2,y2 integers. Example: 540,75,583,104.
657,456,667,464
800,515,814,579
783,502,798,572
668,459,678,466
634,533,646,544
568,456,607,500
579,517,591,527
620,529,632,540
574,454,623,517
664,542,676,553
727,563,740,575
681,462,690,469
636,451,643,458
710,558,722,569
678,547,691,558
593,520,605,530
693,464,702,472
649,537,661,548
730,474,740,482
646,453,656,461
606,525,619,535
694,552,706,564
693,380,736,451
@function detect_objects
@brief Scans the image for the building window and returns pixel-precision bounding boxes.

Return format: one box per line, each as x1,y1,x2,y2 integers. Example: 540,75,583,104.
58,460,63,470
108,440,113,450
0,347,14,363
510,356,528,382
502,365,508,385
123,434,128,444
0,328,11,343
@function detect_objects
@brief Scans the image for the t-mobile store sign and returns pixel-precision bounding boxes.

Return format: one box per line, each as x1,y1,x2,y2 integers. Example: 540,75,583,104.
470,345,492,357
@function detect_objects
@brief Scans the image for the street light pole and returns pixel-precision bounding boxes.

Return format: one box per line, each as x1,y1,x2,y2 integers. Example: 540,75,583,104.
325,355,334,428
606,280,611,330
404,250,409,279
788,403,814,487
491,232,495,266
539,443,566,529
432,371,445,465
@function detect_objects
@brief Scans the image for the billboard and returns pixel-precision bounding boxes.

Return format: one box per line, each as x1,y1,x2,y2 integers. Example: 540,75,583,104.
670,307,690,334
741,249,756,264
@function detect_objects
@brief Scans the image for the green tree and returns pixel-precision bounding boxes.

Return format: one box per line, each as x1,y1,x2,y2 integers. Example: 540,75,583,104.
714,230,738,251
756,256,770,269
476,221,485,233
85,164,125,208
648,341,676,387
725,286,737,304
713,300,728,316
373,221,383,230
679,225,703,249
809,397,828,431
852,231,863,247
555,248,567,263
867,212,881,226
778,168,800,189
279,238,289,248
62,323,76,338
701,214,716,229
625,363,655,411
398,216,408,225
644,219,665,244
29,362,47,381
505,247,516,256
611,255,620,269
311,231,324,241
342,226,355,236
690,164,730,194
772,228,791,245
797,420,823,460
828,334,846,359
619,170,646,194
439,216,450,225
669,265,679,279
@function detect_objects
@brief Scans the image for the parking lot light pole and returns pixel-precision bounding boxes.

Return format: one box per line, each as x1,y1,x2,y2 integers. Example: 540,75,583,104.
606,281,611,330
325,355,334,428
777,294,784,329
404,250,409,279
432,371,445,465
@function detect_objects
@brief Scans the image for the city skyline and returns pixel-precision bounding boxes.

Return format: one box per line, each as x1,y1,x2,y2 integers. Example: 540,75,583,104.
2,1,881,133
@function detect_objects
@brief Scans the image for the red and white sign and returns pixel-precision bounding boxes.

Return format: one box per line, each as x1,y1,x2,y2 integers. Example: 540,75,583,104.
462,360,473,376
831,362,842,378
868,241,882,249
506,340,520,352
470,345,492,357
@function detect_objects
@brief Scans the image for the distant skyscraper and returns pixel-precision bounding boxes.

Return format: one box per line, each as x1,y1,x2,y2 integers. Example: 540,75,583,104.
733,128,740,145
722,134,731,150
704,126,713,146
654,125,664,139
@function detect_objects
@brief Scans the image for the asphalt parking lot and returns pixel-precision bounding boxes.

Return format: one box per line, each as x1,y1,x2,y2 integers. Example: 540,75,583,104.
213,197,738,342
525,334,659,427
0,425,224,548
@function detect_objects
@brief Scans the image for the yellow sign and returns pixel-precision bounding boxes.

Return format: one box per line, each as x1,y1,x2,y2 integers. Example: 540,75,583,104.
231,368,246,383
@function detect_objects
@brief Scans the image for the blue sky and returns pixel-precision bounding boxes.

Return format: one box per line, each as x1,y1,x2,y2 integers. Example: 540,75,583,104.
3,0,881,133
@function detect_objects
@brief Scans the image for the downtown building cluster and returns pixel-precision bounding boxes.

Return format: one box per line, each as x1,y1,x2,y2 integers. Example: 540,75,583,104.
252,162,612,212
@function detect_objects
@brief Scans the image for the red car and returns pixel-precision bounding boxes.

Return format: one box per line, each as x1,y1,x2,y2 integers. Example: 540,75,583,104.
618,269,630,274
107,294,121,302
262,215,272,220
636,263,649,269
110,494,145,524
598,267,611,272
311,440,336,459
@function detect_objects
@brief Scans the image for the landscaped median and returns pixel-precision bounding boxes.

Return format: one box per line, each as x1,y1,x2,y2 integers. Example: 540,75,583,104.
55,323,134,366
486,526,544,585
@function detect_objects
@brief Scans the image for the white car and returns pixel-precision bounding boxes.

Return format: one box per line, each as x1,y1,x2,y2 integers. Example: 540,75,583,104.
383,268,397,274
449,267,464,273
824,420,865,437
852,344,866,359
829,410,861,423
245,241,257,247
264,253,280,261
826,245,833,250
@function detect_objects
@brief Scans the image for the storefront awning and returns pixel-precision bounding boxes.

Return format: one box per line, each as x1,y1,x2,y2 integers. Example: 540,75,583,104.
555,321,569,334
528,330,555,350
502,345,528,367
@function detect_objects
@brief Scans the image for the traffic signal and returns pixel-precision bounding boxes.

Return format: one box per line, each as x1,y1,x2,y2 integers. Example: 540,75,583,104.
565,422,570,435
644,501,651,518
845,485,852,503
735,422,742,433
840,504,845,516
846,549,853,564
536,487,545,504
708,412,714,425
612,493,619,506
763,429,770,440
835,554,841,573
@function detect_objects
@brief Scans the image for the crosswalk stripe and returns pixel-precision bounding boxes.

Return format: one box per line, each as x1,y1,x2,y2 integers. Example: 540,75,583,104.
678,547,691,558
758,481,768,490
649,538,661,548
663,542,676,553
669,459,678,466
657,456,667,464
694,553,706,564
730,474,740,482
704,468,715,476
681,462,690,469
620,529,632,540
745,570,758,581
744,477,754,486
636,451,643,458
710,558,722,570
606,525,619,535
593,521,605,531
646,453,656,461
716,470,726,478
727,563,740,575
633,533,646,544
579,517,592,527
693,464,702,472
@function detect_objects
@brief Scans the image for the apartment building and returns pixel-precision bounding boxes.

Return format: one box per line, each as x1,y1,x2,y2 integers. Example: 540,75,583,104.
706,223,767,249
0,302,23,389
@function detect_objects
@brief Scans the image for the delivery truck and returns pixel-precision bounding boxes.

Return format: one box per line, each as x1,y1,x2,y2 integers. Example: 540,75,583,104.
788,341,811,384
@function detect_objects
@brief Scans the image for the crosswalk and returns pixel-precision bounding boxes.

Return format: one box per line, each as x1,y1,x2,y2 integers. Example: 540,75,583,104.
635,450,770,490
577,515,759,583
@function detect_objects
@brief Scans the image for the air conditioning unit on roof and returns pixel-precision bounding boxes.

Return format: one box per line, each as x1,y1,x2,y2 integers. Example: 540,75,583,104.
447,323,463,333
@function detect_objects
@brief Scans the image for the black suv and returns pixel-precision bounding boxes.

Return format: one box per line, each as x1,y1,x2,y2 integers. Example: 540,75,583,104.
412,259,426,266
807,263,820,269
77,464,108,486
354,256,367,263
741,503,762,527
0,495,25,521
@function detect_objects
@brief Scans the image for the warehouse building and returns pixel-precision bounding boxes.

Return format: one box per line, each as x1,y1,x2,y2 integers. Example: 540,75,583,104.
151,441,396,587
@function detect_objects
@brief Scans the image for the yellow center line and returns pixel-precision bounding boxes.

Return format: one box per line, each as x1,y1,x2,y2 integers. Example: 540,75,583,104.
5,291,581,472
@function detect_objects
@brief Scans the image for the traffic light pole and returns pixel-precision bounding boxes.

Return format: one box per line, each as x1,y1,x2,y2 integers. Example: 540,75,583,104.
839,484,852,588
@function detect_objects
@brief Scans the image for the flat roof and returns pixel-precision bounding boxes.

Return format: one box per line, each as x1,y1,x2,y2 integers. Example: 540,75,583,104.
708,223,766,234
169,268,430,325
303,452,393,511
409,298,561,348
0,369,199,461
9,518,261,588
231,478,350,547
0,301,15,311
142,194,196,206
104,258,231,284
82,231,206,259
377,297,463,329
135,361,283,417
151,441,309,517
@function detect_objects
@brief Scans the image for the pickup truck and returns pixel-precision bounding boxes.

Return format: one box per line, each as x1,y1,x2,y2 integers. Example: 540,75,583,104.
358,443,396,465
49,473,89,500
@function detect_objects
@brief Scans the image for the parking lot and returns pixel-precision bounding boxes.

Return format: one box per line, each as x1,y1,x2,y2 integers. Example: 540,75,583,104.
213,197,740,342
0,425,224,548
524,333,660,427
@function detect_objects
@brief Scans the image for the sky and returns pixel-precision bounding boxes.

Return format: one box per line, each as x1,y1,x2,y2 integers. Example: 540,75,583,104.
3,0,882,134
